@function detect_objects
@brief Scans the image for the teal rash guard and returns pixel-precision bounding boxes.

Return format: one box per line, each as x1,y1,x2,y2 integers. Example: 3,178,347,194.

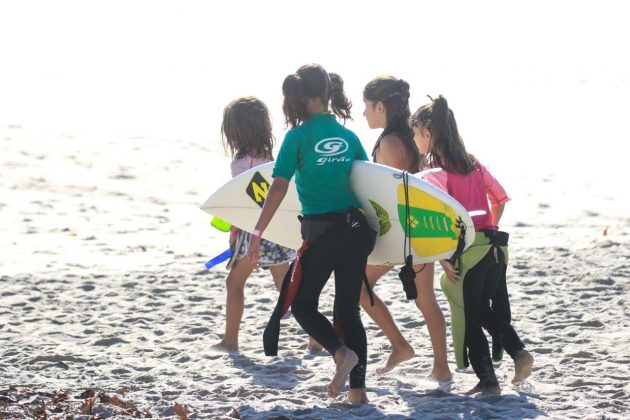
272,113,368,215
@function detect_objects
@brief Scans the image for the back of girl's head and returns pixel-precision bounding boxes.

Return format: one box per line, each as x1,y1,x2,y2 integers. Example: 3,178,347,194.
221,96,274,160
364,76,419,171
410,95,475,175
282,63,352,128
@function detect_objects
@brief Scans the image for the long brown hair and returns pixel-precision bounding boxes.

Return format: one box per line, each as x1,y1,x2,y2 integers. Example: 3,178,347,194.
409,95,475,175
363,76,420,172
282,63,352,128
221,96,274,160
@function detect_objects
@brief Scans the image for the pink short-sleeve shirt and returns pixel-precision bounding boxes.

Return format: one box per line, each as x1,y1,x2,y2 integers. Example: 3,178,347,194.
423,160,509,231
230,155,271,177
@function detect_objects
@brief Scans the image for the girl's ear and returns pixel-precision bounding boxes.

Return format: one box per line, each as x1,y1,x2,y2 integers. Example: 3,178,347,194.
377,100,385,113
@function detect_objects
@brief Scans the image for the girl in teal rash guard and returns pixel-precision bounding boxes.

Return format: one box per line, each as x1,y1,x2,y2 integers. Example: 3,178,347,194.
247,64,374,405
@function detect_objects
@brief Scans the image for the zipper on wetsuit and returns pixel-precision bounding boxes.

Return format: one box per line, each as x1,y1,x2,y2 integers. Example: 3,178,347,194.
493,246,498,263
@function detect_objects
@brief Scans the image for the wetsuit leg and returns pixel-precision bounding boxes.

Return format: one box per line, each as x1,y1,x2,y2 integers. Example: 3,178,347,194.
290,229,343,355
484,248,525,359
332,225,369,389
481,256,507,362
463,251,499,387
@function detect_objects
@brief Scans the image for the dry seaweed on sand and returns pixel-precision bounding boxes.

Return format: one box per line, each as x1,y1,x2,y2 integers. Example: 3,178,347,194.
0,386,152,419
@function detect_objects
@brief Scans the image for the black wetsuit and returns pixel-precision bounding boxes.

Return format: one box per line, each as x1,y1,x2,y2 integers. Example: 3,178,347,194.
264,209,373,389
462,236,525,387
294,214,370,388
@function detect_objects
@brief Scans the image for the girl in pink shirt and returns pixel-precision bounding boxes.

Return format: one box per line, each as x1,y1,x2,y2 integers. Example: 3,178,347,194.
410,95,534,395
422,159,510,232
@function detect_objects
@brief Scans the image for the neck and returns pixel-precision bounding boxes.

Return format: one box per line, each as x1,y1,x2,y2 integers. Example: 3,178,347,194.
306,98,329,115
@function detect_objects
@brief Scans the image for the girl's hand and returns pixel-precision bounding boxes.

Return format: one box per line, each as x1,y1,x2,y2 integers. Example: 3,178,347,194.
247,235,261,264
440,260,461,283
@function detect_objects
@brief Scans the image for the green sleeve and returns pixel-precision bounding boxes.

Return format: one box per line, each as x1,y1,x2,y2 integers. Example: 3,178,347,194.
272,132,298,180
355,134,369,161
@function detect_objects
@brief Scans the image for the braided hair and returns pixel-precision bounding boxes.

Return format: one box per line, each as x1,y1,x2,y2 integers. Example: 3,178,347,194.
363,76,420,172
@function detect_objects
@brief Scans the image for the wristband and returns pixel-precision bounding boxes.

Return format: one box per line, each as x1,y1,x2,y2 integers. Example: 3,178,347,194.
251,229,263,237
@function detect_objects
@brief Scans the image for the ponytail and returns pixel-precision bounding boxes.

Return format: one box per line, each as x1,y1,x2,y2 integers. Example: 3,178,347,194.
430,96,451,155
329,72,352,123
411,95,475,175
282,74,307,128
281,64,352,128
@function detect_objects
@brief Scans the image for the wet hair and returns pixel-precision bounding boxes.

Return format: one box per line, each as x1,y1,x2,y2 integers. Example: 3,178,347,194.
363,76,420,172
409,95,475,175
282,63,352,128
221,96,274,160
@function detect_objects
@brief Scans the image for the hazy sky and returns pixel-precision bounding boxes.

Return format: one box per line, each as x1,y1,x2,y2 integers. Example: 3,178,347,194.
1,0,628,168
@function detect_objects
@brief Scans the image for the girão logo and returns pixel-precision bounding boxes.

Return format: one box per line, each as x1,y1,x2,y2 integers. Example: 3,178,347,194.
314,137,348,156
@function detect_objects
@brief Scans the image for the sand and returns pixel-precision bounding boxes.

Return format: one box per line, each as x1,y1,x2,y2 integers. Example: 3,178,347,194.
1,125,629,419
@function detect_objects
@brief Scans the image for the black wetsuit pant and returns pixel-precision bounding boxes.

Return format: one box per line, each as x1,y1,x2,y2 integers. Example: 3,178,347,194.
463,245,525,387
291,220,369,389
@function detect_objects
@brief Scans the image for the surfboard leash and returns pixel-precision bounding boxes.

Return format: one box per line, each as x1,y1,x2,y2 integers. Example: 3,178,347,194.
398,171,418,300
449,216,467,265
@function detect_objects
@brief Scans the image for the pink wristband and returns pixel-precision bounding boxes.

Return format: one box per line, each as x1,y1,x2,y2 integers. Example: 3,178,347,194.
251,229,263,237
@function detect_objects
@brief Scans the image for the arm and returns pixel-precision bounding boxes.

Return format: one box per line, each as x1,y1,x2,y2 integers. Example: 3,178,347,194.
246,176,290,263
490,203,505,226
478,161,509,226
254,176,289,233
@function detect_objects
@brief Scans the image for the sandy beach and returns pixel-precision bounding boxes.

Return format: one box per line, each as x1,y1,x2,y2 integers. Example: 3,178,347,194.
1,125,628,419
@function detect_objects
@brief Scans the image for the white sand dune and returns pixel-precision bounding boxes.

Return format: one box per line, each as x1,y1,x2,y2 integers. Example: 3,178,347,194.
1,126,629,419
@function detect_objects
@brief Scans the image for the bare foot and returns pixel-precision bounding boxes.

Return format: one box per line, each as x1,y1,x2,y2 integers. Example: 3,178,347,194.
512,350,534,384
428,369,453,382
345,388,369,405
327,347,358,398
376,344,415,375
210,340,239,353
308,337,324,352
465,383,501,395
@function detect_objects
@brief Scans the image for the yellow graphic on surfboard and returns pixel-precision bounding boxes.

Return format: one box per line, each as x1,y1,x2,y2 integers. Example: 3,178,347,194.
397,184,460,257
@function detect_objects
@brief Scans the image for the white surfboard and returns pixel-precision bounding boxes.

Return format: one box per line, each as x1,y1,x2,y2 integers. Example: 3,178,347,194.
200,161,475,265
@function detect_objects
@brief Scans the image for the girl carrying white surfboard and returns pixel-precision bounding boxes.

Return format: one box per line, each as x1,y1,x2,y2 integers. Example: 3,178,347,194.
247,64,374,405
360,76,452,381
